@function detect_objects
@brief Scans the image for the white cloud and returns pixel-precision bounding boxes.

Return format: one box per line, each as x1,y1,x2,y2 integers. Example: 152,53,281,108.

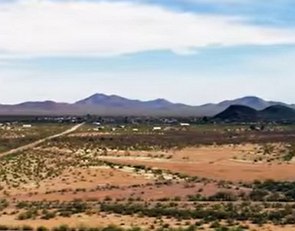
0,0,294,57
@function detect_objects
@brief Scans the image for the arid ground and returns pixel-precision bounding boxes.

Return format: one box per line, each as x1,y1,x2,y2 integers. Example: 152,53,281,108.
1,122,295,230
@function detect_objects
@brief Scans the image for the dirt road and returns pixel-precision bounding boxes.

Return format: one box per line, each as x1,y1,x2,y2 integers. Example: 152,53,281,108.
0,122,84,157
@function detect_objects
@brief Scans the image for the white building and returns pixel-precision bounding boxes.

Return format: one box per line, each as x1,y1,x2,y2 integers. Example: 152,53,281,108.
152,127,162,131
180,123,190,127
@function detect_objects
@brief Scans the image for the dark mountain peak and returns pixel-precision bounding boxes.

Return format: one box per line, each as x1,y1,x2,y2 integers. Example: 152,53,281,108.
260,105,295,120
262,104,294,112
215,104,295,122
217,104,257,112
214,105,258,121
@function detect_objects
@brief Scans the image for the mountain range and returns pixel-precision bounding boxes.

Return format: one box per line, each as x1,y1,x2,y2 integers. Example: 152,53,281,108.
0,93,294,117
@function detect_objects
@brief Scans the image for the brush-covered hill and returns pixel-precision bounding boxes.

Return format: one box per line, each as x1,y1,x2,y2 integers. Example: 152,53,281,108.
213,105,259,122
260,105,295,121
214,105,295,122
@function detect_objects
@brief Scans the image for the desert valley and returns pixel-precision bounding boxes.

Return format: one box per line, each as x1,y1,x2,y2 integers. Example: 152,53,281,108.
0,95,295,230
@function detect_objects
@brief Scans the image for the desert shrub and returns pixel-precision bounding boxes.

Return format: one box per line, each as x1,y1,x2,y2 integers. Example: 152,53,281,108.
17,209,38,220
52,225,71,231
209,192,238,201
22,225,34,231
249,190,268,201
36,227,49,231
101,225,124,231
0,225,9,230
41,209,56,220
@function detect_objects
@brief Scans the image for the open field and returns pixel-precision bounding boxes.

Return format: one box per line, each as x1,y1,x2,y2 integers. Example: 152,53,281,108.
1,121,295,230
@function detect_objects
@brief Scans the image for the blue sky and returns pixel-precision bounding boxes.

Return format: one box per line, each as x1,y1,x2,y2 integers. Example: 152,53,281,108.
0,0,295,105
125,0,295,27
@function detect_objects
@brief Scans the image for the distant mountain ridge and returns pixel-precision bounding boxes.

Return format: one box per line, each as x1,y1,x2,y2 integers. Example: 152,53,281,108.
0,94,294,117
75,93,177,109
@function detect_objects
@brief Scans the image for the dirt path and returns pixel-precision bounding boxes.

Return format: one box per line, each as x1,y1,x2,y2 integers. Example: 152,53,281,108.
0,122,84,157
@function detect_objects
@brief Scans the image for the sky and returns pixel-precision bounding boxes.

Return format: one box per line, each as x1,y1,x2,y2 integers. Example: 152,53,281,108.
0,0,295,105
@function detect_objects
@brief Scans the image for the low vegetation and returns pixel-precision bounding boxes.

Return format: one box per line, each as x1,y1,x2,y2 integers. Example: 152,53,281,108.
0,122,295,230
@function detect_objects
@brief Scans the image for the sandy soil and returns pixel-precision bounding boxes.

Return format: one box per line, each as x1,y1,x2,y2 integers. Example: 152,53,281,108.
14,181,223,202
3,139,295,230
0,213,166,229
6,167,152,200
101,145,295,182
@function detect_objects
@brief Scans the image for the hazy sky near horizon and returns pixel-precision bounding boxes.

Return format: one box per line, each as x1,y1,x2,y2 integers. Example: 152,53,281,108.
1,0,295,105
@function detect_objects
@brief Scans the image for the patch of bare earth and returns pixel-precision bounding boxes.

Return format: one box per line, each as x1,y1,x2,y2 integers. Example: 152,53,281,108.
101,145,295,182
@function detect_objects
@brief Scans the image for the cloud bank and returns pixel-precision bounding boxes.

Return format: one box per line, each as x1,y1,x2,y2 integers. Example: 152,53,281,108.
0,0,294,57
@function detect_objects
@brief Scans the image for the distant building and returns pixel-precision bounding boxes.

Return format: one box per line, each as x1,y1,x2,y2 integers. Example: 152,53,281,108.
180,123,190,127
23,124,32,128
152,127,162,131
